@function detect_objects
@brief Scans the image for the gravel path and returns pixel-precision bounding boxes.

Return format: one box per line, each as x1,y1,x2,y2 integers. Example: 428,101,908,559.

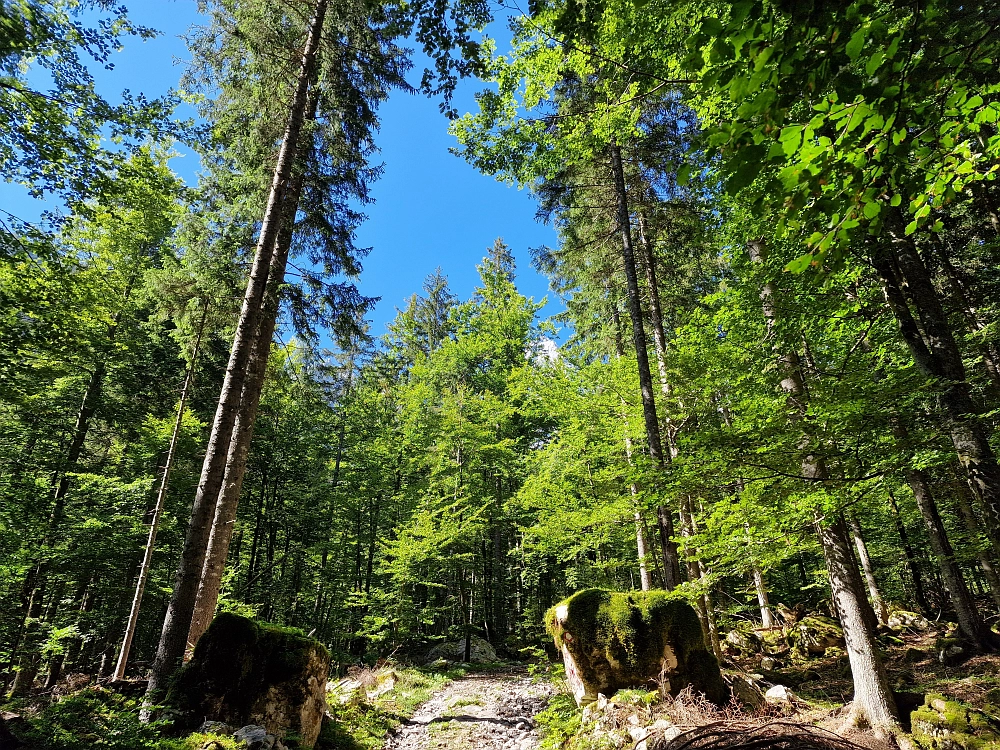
384,669,556,750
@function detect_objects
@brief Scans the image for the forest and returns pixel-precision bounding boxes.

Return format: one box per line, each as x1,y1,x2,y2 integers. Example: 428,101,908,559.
2,0,1000,749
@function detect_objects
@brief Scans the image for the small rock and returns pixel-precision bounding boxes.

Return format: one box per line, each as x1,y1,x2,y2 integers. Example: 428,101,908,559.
939,644,967,666
596,693,609,710
764,684,796,704
760,656,779,671
727,674,765,710
198,720,236,736
233,725,274,750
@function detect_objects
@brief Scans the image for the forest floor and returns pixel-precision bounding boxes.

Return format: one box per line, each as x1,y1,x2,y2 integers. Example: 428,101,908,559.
381,667,556,750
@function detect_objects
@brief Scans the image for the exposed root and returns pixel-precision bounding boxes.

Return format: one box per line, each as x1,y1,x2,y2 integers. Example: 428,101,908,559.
658,720,872,750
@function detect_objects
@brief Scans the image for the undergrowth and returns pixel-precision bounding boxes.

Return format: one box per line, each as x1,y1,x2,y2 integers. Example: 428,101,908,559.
3,687,170,750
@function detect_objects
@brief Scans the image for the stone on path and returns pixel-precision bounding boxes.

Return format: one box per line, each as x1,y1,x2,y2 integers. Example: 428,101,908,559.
424,635,498,664
545,589,727,707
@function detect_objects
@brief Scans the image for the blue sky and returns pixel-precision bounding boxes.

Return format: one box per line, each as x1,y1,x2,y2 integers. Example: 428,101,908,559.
0,0,562,340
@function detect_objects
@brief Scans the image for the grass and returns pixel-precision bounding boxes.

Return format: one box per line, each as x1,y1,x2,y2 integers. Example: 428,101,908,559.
320,664,469,749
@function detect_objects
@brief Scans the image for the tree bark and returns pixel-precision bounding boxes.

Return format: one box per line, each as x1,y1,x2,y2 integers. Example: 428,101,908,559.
185,136,314,655
886,489,931,614
752,565,775,628
115,303,208,680
897,436,992,647
608,142,682,589
750,240,899,732
145,0,328,704
872,233,1000,540
847,514,889,626
610,294,654,591
953,479,1000,611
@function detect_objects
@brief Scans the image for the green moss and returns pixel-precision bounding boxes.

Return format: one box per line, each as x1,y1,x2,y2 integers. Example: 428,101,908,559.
546,589,726,705
545,589,703,667
165,613,329,743
786,616,844,659
911,693,1000,750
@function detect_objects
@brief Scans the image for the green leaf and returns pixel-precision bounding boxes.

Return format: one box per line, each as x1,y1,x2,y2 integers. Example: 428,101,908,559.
677,164,691,186
845,28,866,60
785,253,814,273
905,220,918,235
726,160,763,194
863,201,881,219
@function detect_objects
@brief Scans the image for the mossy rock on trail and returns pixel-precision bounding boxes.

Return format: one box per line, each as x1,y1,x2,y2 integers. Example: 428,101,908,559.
165,613,330,748
911,693,1000,750
545,588,726,707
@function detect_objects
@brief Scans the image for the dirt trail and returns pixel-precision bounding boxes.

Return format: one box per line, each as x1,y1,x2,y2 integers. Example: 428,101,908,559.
384,668,556,750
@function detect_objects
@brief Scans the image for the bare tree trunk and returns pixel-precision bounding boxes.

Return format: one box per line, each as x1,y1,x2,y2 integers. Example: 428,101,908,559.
886,489,931,615
847,514,889,626
681,497,721,658
609,294,654,591
750,240,899,732
888,419,994,648
873,233,1000,542
954,482,1000,611
752,566,775,628
608,142,682,589
186,129,315,654
115,304,208,680
145,0,329,705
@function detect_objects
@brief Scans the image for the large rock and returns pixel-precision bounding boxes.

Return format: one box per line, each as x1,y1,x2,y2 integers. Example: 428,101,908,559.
911,694,1000,750
786,615,844,658
424,635,498,664
165,613,329,748
545,589,727,707
889,610,932,632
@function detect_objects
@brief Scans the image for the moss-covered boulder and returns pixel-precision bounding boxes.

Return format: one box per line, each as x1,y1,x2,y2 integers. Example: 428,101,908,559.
786,616,844,659
165,613,330,748
545,589,726,707
911,694,1000,750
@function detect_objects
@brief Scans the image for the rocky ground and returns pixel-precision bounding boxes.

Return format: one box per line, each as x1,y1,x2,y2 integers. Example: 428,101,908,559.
383,668,556,750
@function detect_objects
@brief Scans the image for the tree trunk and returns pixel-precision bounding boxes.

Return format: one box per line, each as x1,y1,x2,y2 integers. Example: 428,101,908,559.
847,514,889,626
752,566,775,628
890,420,993,649
681,497,721,658
610,296,654,591
873,233,1000,540
145,0,328,704
954,482,1000,611
637,211,679,458
751,240,899,732
115,304,208,680
609,142,682,589
886,489,931,615
186,134,315,655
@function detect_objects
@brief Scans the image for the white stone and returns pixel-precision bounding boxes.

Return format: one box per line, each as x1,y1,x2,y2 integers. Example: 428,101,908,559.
629,726,649,742
764,684,796,704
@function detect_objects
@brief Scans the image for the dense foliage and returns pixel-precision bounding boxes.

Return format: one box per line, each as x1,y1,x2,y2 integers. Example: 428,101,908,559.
2,0,1000,743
